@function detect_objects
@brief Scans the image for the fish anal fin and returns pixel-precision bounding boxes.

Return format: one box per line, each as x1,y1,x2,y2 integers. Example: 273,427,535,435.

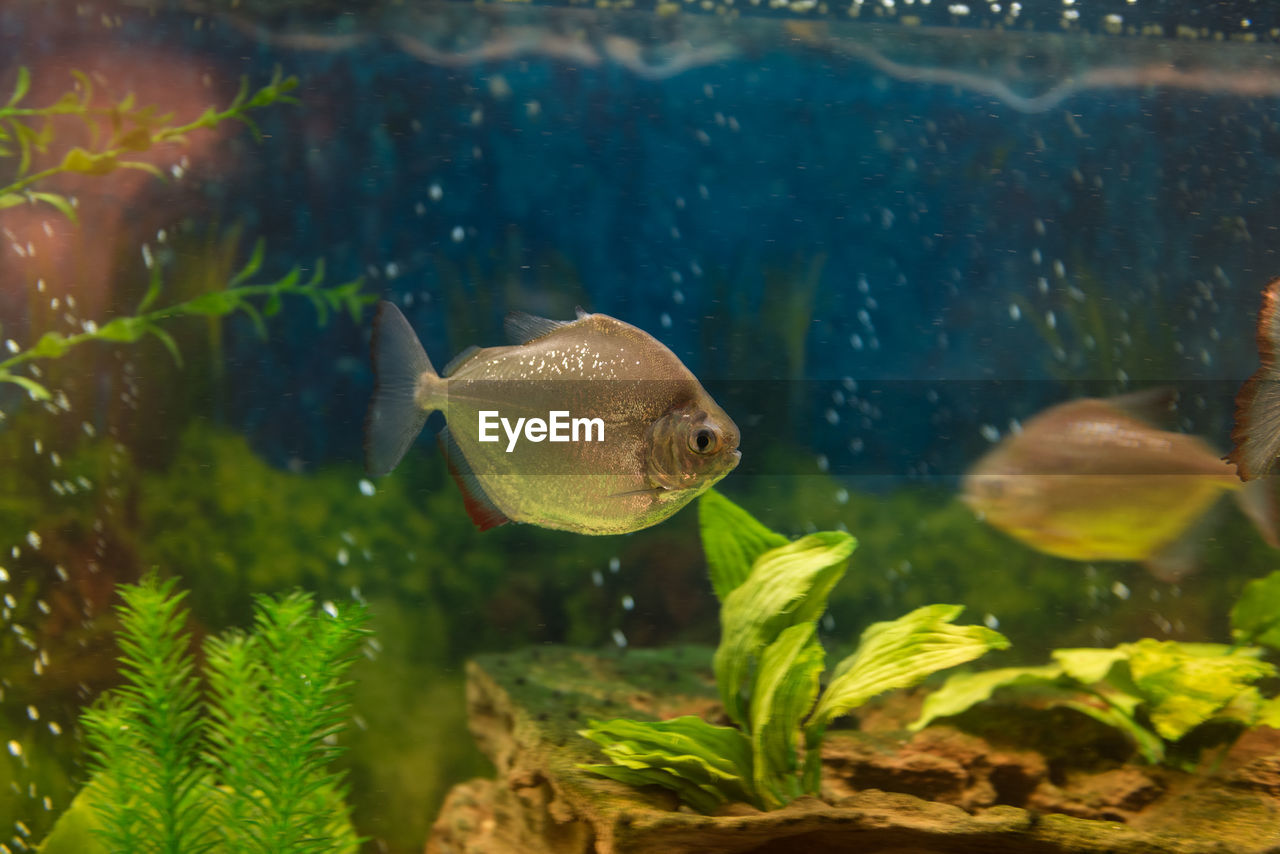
442,345,482,378
503,311,571,345
1233,477,1280,549
438,427,510,531
1229,277,1280,480
1144,534,1201,583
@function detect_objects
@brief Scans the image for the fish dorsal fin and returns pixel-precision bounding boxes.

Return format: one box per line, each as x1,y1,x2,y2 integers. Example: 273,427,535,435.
504,311,571,345
575,305,590,320
1104,387,1178,427
441,345,482,378
438,426,510,531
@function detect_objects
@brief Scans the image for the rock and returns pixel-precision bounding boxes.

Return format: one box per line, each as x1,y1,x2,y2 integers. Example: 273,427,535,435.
426,646,1280,854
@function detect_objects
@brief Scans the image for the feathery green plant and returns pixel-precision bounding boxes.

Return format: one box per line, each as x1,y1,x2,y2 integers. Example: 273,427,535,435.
1,65,297,217
0,237,370,401
38,573,369,854
0,66,371,402
579,491,1009,812
913,568,1280,764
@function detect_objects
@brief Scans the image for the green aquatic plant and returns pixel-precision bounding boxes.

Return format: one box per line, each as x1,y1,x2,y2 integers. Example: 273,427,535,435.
0,237,369,401
38,573,369,854
914,568,1280,764
0,65,370,402
579,490,1009,812
1,65,297,217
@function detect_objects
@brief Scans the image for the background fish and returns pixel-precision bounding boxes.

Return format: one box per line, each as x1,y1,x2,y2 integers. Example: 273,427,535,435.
364,302,740,534
963,392,1278,581
1229,277,1280,480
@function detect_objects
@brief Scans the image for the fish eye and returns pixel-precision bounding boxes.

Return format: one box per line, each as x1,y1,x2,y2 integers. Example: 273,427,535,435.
689,425,720,455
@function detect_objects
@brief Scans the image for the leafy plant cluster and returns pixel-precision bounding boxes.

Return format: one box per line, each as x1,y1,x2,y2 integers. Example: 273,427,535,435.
579,491,1009,812
0,66,371,402
38,574,369,854
914,570,1280,764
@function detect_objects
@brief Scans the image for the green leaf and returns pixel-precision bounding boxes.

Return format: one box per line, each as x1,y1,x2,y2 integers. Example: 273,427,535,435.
28,330,71,359
95,317,150,343
29,191,78,223
749,622,824,808
808,604,1009,736
910,664,1065,731
115,126,152,151
0,193,25,209
698,490,789,600
179,290,244,318
578,764,725,814
1231,570,1280,650
1256,694,1280,728
1062,697,1166,764
117,160,165,179
7,66,30,108
714,531,855,726
228,239,266,288
37,786,109,854
137,261,163,313
1,371,51,400
1123,639,1275,742
147,325,183,365
61,146,118,175
580,716,755,811
1051,647,1129,684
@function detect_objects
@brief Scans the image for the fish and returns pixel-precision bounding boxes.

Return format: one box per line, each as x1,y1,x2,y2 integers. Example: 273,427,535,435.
363,301,741,534
961,391,1278,581
1228,276,1280,480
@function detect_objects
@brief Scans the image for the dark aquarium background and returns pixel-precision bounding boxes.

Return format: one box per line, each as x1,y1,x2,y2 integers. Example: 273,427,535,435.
3,0,1280,850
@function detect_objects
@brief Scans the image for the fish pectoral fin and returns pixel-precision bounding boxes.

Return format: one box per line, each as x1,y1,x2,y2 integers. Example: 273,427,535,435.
610,487,671,498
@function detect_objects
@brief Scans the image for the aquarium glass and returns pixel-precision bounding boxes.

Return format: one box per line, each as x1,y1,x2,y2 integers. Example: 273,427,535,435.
3,0,1280,850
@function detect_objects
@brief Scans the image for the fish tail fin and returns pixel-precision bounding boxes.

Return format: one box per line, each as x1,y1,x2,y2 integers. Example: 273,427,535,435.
1232,477,1280,549
364,300,437,477
1227,277,1280,480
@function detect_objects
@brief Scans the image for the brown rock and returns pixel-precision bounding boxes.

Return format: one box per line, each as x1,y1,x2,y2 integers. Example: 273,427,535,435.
426,646,1280,854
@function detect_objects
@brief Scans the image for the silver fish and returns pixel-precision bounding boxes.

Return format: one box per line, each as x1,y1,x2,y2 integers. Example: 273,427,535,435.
364,302,740,534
